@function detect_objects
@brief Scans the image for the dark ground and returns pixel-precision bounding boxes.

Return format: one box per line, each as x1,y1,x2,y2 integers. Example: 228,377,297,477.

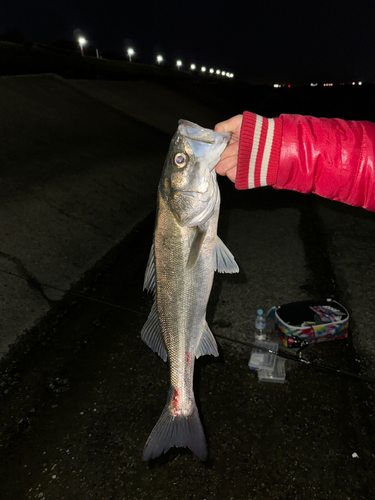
0,184,374,500
0,48,375,498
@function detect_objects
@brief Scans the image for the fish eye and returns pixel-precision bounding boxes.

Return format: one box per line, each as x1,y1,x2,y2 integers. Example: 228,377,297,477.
174,153,187,168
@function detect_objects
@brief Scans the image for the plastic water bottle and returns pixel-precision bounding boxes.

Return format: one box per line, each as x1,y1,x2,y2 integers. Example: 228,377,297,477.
255,309,266,341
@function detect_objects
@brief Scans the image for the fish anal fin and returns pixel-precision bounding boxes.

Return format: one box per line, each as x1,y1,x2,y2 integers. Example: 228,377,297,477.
214,237,239,274
141,301,167,362
196,322,219,359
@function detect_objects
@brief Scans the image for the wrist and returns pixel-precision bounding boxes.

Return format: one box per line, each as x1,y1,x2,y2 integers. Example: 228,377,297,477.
235,111,282,190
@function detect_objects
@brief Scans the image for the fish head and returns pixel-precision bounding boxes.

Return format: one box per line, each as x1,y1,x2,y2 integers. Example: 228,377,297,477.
160,120,231,227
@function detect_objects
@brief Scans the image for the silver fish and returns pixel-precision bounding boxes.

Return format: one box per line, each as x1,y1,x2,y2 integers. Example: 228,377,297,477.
141,119,239,461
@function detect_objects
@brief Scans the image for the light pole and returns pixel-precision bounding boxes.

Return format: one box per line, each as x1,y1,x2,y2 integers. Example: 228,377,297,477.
78,37,86,56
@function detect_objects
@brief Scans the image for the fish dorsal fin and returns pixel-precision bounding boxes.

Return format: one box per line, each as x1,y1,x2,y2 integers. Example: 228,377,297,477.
186,227,207,270
195,322,219,359
143,242,156,293
141,300,168,362
214,237,239,274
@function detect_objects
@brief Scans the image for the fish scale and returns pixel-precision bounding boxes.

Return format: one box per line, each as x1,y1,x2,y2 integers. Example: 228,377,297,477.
141,120,238,460
156,197,206,415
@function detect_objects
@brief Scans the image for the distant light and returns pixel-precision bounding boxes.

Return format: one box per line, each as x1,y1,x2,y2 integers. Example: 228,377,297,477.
190,64,196,70
230,73,234,78
221,71,226,76
226,72,230,77
216,70,220,75
209,68,214,74
127,47,135,62
310,83,318,87
156,55,163,64
273,84,281,88
201,66,206,72
358,81,363,85
176,60,182,69
78,37,86,56
323,83,333,86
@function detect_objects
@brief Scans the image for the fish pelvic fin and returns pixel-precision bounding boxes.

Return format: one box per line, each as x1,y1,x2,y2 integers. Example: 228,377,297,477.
214,237,239,274
196,322,219,359
141,301,168,362
142,392,207,461
143,242,156,293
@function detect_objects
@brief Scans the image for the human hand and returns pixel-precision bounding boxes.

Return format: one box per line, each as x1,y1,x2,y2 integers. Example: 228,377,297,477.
214,115,243,183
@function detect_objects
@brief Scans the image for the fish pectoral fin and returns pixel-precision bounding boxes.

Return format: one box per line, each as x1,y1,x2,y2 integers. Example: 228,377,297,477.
186,227,207,270
143,242,156,294
141,301,168,362
196,322,219,358
214,237,239,274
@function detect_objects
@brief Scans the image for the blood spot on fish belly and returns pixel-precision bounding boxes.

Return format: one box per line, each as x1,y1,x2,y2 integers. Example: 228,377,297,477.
186,352,191,366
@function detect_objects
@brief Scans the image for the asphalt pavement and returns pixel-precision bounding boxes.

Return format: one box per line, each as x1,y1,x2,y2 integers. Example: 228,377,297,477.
0,182,374,500
0,76,375,499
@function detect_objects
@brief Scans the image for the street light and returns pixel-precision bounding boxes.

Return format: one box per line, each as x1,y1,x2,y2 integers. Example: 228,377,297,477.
156,54,163,64
190,63,196,70
127,47,135,62
78,37,86,56
176,60,182,69
201,66,206,72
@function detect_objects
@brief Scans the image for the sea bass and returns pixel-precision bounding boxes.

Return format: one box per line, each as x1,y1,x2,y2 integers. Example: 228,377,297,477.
141,119,239,461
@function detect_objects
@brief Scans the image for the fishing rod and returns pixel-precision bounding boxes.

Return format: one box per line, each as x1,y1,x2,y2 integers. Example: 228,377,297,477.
215,333,375,384
1,267,374,384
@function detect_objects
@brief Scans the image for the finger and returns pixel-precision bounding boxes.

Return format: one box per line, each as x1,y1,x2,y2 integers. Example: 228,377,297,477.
215,155,237,177
214,114,243,134
225,167,237,183
219,142,239,162
216,163,237,183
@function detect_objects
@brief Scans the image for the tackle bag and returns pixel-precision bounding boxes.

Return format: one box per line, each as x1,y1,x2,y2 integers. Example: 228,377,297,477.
267,298,349,348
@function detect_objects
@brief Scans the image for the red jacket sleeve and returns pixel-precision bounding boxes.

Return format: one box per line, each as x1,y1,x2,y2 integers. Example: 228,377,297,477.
236,111,375,211
277,114,375,211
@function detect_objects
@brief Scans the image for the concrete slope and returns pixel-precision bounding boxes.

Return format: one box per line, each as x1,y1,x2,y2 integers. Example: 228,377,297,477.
0,74,224,359
68,79,225,135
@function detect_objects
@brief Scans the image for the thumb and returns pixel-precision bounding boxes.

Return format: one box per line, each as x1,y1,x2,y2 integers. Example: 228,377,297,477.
214,122,226,133
214,115,243,134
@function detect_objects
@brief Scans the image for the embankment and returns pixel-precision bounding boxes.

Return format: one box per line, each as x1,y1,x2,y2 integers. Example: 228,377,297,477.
0,73,228,358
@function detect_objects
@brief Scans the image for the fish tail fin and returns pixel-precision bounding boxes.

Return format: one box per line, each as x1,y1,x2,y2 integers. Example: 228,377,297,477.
142,397,207,461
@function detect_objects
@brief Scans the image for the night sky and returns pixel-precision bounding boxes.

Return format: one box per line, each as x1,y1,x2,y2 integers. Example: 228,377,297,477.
1,0,375,84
